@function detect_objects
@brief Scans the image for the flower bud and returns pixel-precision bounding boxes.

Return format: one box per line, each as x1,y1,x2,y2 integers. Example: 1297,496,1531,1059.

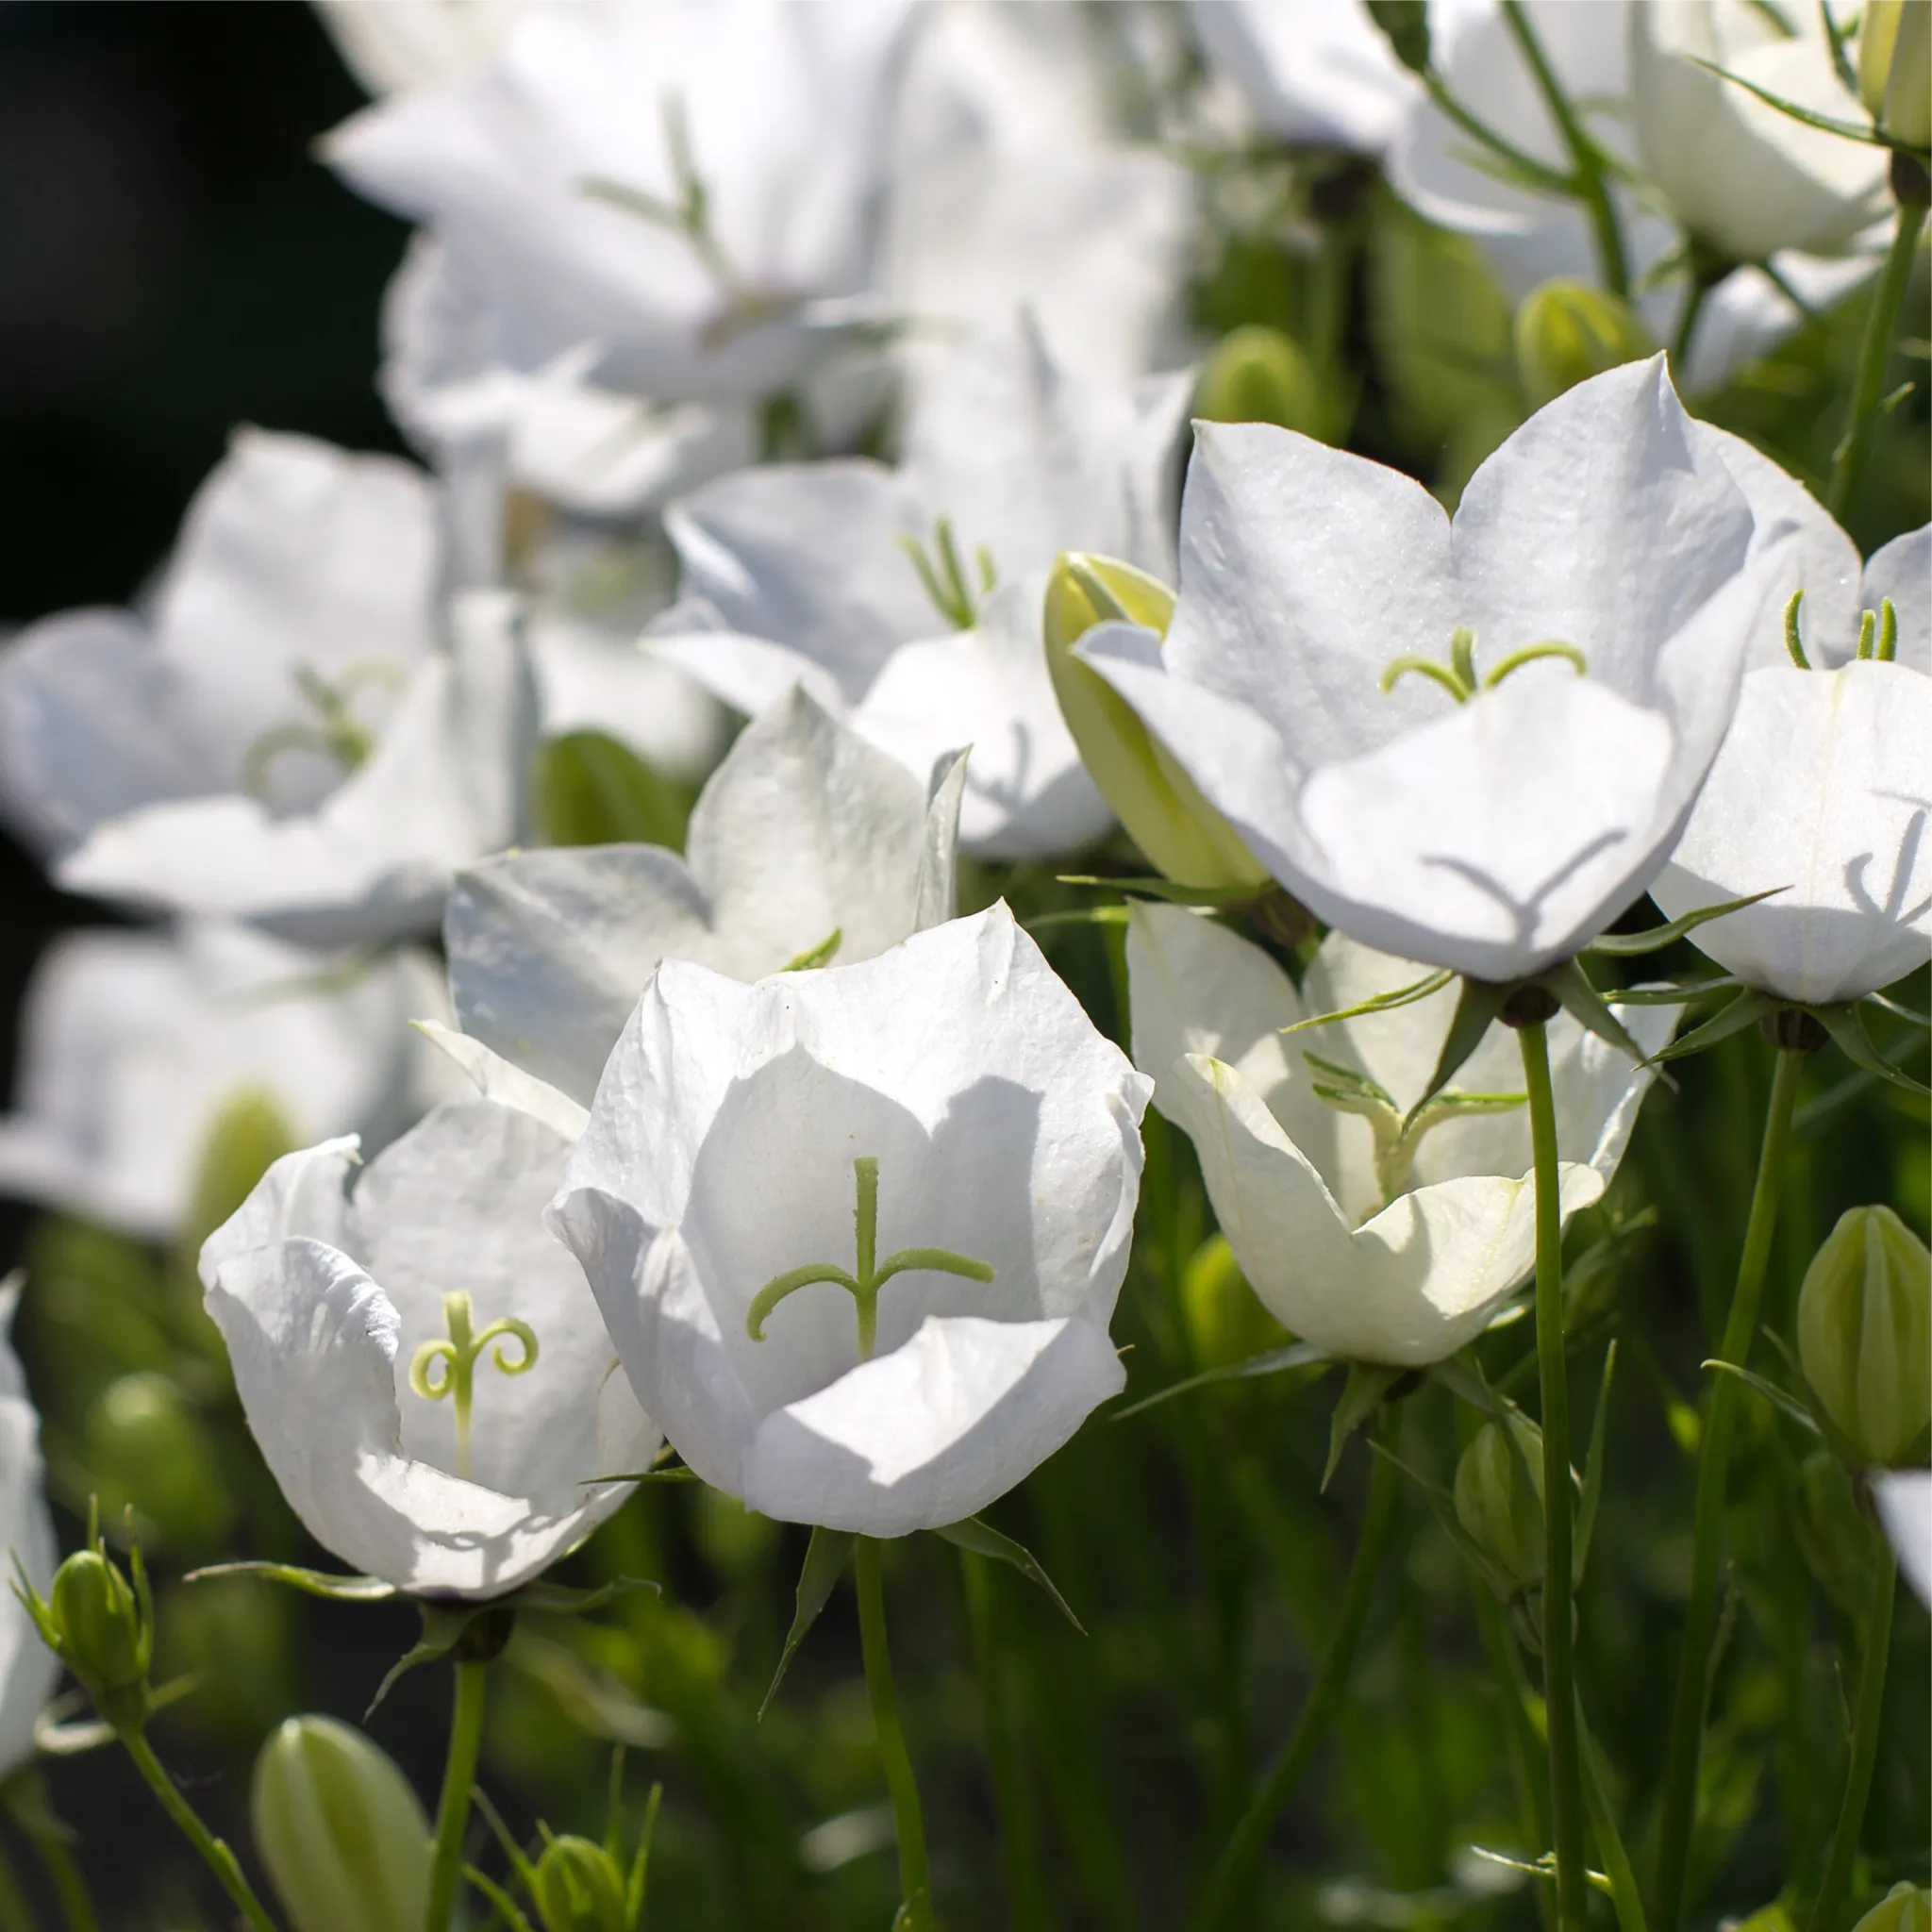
1179,1233,1289,1372
531,1835,629,1932
1195,326,1330,441
1514,280,1654,411
1860,3,1932,149
48,1547,148,1719
1797,1206,1931,1468
1043,555,1272,893
1454,1414,1545,1598
252,1715,431,1932
86,1373,234,1555
1853,1882,1932,1932
1791,1449,1874,1620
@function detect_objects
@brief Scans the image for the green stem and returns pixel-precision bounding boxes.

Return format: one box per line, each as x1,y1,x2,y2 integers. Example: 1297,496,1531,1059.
120,1727,278,1932
31,1832,98,1932
1501,0,1630,296
960,1550,1050,1932
1578,1695,1650,1932
1825,196,1928,521
856,1538,935,1930
1654,1046,1806,1932
1518,1016,1588,1930
1191,1410,1402,1932
1807,1535,1899,1932
1670,275,1710,378
1474,1585,1553,1929
425,1661,490,1932
0,1844,33,1932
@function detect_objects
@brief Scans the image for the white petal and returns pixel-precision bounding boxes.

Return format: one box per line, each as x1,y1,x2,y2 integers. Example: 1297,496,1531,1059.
529,618,724,780
0,1312,58,1778
1874,1470,1932,1610
413,1023,591,1141
1191,0,1418,151
315,0,527,96
1863,528,1931,676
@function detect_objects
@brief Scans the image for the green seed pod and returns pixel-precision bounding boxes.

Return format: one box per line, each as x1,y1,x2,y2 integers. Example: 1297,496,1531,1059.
252,1716,431,1932
1043,554,1271,893
49,1548,147,1715
1860,2,1932,149
532,1835,630,1932
85,1373,234,1555
1854,1882,1932,1932
1454,1414,1546,1598
1513,280,1655,411
1195,326,1329,440
1797,1205,1932,1468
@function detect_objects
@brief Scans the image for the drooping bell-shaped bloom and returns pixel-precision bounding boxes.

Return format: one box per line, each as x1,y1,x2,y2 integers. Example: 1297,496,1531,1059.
0,1285,58,1779
0,923,455,1241
547,906,1149,1537
202,1100,657,1597
1127,904,1672,1365
1080,358,1790,981
444,686,964,1107
1874,1469,1932,1609
0,431,528,947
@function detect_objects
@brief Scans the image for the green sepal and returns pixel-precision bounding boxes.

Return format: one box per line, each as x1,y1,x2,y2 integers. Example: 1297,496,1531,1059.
1576,1694,1649,1932
365,1601,494,1719
932,1515,1085,1635
463,1865,539,1932
1649,988,1776,1062
1280,968,1457,1038
1605,974,1743,1006
1807,999,1932,1098
760,1526,855,1718
1403,975,1512,1125
1703,1359,1823,1440
1365,0,1429,73
1324,1363,1403,1491
1056,874,1260,908
1582,888,1787,957
33,1674,198,1757
585,1466,703,1484
1024,906,1134,936
1573,1342,1617,1592
1865,991,1931,1027
1688,56,1892,147
182,1561,398,1603
780,928,842,973
1370,1439,1523,1608
1534,958,1654,1070
1111,1341,1330,1420
513,1576,659,1619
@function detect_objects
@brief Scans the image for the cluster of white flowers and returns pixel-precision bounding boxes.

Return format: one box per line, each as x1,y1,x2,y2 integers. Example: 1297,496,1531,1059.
0,1,1925,1922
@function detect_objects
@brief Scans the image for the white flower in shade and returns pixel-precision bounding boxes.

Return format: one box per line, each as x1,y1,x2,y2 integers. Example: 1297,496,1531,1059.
654,316,1189,857
443,685,966,1107
0,924,457,1241
201,1101,657,1598
1630,1,1890,263
0,431,529,947
0,1285,58,1778
1127,903,1672,1366
1078,359,1791,982
546,906,1149,1538
1874,1470,1932,1609
315,0,529,97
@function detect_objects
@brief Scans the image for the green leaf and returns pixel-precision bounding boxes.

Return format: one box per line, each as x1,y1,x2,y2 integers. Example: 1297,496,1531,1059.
1703,1359,1822,1438
1024,906,1135,935
535,731,697,849
182,1561,397,1603
1574,1342,1617,1591
1281,968,1457,1038
933,1515,1086,1635
1535,958,1655,1069
1605,974,1743,1006
1864,991,1931,1027
1370,1440,1522,1607
1807,1000,1932,1099
1403,974,1512,1124
1324,1362,1402,1491
760,1526,855,1717
1582,888,1787,957
1111,1341,1331,1419
365,1602,491,1719
583,1466,703,1485
1650,989,1776,1063
1055,874,1257,908
1366,0,1429,72
1687,57,1888,143
1577,1695,1651,1932
464,1866,540,1932
513,1576,659,1619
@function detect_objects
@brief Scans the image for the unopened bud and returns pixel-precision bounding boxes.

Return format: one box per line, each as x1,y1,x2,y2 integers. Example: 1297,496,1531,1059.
253,1716,431,1932
86,1373,234,1555
1043,555,1271,893
1514,280,1654,411
1860,2,1932,150
49,1548,148,1720
532,1836,629,1932
1454,1414,1545,1597
1798,1206,1931,1468
1853,1882,1932,1932
1195,326,1330,440
1179,1233,1288,1372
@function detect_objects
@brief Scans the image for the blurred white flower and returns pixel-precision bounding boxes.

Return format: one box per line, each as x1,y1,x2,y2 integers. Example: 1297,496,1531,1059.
1874,1469,1932,1608
0,431,529,947
314,0,529,98
0,923,457,1241
0,1283,58,1779
1128,905,1670,1365
202,1101,657,1598
1079,359,1790,981
444,685,966,1106
547,905,1149,1537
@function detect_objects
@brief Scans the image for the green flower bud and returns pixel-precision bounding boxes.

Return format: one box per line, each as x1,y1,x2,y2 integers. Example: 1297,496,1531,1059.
252,1716,431,1932
1860,2,1932,148
1179,1233,1288,1373
1195,326,1330,440
532,1836,629,1932
1514,280,1655,411
1043,554,1272,893
1854,1883,1932,1932
1797,1205,1931,1468
182,1088,297,1271
85,1373,234,1555
1791,1449,1874,1620
1454,1414,1545,1598
48,1547,148,1719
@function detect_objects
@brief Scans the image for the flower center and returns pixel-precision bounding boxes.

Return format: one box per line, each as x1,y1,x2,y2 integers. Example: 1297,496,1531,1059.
1784,588,1898,668
744,1155,996,1360
1381,625,1588,704
239,659,407,802
898,517,997,631
1304,1052,1526,1214
408,1291,541,1482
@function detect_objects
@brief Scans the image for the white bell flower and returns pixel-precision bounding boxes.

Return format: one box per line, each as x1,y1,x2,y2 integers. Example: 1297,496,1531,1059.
1079,358,1791,982
316,0,529,97
201,1099,657,1598
0,1283,59,1779
546,905,1149,1538
1874,1470,1932,1609
0,431,528,947
1127,903,1672,1366
0,923,457,1241
444,685,964,1107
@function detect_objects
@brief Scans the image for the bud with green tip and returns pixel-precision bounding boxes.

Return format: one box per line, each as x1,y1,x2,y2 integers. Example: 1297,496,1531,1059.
1514,280,1655,410
15,1507,155,1733
1854,1883,1932,1932
1797,1205,1931,1468
1860,2,1931,150
252,1716,431,1932
1043,554,1272,893
1195,326,1331,441
1454,1414,1545,1599
532,1835,630,1932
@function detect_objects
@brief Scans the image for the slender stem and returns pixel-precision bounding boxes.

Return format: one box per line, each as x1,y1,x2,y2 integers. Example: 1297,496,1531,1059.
1825,198,1928,521
960,1550,1050,1932
1191,1410,1403,1932
1807,1535,1899,1932
425,1662,490,1932
1518,1017,1588,1930
1578,1693,1651,1932
1654,1046,1806,1932
31,1832,98,1932
1474,1585,1554,1929
856,1538,935,1930
1670,275,1710,379
120,1728,278,1932
0,1844,33,1932
1501,0,1630,295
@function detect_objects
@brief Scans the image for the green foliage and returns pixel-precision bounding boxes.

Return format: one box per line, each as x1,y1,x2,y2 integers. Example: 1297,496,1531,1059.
536,732,701,850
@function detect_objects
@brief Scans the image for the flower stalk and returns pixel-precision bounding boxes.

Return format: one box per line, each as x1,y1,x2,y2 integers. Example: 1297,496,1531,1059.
425,1661,490,1932
1825,193,1929,521
855,1537,935,1931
